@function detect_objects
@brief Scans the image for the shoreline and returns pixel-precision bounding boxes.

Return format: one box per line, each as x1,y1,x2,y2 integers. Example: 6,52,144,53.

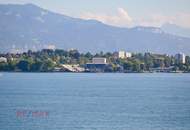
0,71,189,74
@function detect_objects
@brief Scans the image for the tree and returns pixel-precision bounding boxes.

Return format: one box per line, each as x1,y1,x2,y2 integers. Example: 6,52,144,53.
144,53,154,70
42,59,55,71
55,49,68,57
69,50,80,60
164,57,172,67
123,61,133,71
30,60,43,71
8,60,17,71
0,63,9,71
85,52,93,59
17,60,31,71
132,63,140,72
186,56,190,65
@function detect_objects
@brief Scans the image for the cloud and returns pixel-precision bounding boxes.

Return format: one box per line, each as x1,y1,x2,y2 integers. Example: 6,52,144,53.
134,13,190,28
80,8,133,27
80,8,190,28
117,8,133,23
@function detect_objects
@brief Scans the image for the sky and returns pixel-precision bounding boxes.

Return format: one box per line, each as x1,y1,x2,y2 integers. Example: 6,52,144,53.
0,0,190,28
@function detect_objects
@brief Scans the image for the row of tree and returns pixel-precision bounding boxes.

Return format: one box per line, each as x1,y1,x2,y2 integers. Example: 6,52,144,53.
0,49,190,72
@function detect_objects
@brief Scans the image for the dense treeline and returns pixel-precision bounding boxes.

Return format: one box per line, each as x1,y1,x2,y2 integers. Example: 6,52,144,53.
0,49,190,72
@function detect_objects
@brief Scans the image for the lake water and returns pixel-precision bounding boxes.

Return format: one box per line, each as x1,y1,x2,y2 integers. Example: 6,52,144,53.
0,73,190,130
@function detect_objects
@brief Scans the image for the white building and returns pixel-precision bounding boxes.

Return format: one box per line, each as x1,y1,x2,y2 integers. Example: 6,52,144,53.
126,52,132,58
0,57,7,63
118,51,126,59
118,51,132,59
45,44,56,50
92,58,107,64
175,53,186,64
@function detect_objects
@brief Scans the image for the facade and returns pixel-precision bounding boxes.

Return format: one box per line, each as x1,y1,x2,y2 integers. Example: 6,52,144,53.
86,64,107,72
150,66,175,73
92,58,107,64
0,57,7,63
118,51,126,59
126,52,132,58
175,53,186,64
118,51,132,59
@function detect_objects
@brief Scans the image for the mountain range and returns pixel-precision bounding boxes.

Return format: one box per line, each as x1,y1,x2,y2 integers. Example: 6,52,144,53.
161,23,190,38
0,3,190,54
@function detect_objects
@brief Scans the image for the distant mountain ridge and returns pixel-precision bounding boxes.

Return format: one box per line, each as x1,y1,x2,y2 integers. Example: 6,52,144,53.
162,23,190,38
0,3,190,54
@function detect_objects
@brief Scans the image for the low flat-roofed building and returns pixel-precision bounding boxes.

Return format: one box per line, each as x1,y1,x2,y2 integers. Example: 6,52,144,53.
86,58,108,72
0,57,7,63
150,66,175,72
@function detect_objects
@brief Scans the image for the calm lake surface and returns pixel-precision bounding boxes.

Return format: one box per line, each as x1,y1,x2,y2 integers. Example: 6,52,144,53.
0,73,190,130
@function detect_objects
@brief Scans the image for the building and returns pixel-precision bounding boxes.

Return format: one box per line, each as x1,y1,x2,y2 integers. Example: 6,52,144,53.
0,57,7,63
86,58,108,72
175,53,186,64
118,51,132,59
126,52,132,58
150,66,175,73
46,44,56,50
118,51,126,59
92,58,107,64
60,64,85,72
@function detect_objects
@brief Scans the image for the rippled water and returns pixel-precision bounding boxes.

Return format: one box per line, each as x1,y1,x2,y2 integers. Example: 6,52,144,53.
0,73,190,130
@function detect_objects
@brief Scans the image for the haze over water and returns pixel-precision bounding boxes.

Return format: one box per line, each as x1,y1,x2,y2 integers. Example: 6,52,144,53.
0,73,190,130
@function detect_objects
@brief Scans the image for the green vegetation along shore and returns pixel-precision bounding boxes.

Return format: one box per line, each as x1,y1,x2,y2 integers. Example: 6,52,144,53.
0,49,190,73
